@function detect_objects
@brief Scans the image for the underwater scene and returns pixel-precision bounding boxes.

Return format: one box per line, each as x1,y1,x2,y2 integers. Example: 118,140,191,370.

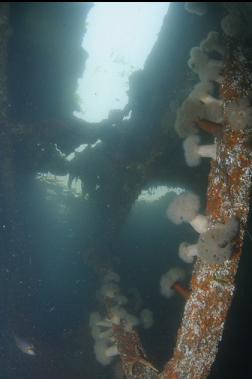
1,2,252,378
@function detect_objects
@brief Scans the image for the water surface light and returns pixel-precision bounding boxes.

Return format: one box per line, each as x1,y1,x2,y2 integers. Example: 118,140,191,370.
74,2,170,122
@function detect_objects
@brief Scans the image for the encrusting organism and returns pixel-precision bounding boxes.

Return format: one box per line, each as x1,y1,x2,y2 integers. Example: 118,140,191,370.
178,217,239,264
197,217,239,264
166,191,208,233
225,98,252,130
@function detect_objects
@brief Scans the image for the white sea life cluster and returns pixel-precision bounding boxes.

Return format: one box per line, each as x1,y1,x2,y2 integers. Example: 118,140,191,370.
183,135,216,167
198,217,239,264
174,97,205,137
166,191,208,233
178,218,239,265
174,30,225,140
188,46,224,83
160,267,185,298
90,270,154,366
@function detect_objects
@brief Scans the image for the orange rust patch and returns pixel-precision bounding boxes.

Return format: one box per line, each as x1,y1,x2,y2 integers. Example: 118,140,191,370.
196,119,223,136
207,182,223,219
172,282,191,300
169,373,179,379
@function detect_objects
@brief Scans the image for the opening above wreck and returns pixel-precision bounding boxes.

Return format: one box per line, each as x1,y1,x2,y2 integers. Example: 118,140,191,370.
137,186,184,203
74,2,169,123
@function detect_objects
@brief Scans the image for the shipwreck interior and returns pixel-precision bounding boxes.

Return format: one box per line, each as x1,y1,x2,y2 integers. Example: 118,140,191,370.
1,3,252,379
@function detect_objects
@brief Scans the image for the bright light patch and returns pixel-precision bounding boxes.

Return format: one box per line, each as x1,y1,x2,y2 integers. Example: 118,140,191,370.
66,140,102,161
138,186,184,202
36,173,82,197
75,2,169,122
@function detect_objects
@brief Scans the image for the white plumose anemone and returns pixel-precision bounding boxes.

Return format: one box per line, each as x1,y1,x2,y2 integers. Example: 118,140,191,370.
189,81,215,104
188,47,223,83
178,241,198,263
103,271,120,283
189,82,223,124
100,282,120,299
190,214,209,234
174,97,205,137
94,339,119,366
166,191,208,233
160,267,185,298
183,135,216,167
200,31,224,55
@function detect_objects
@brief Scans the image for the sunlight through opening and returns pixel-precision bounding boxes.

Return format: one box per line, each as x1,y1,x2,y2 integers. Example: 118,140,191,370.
74,2,169,123
137,186,184,202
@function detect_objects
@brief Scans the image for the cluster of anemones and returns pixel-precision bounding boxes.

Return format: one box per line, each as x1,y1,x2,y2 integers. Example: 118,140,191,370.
89,270,154,366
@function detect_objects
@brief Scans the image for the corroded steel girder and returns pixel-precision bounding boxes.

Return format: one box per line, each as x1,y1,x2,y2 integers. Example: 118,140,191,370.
113,40,252,379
